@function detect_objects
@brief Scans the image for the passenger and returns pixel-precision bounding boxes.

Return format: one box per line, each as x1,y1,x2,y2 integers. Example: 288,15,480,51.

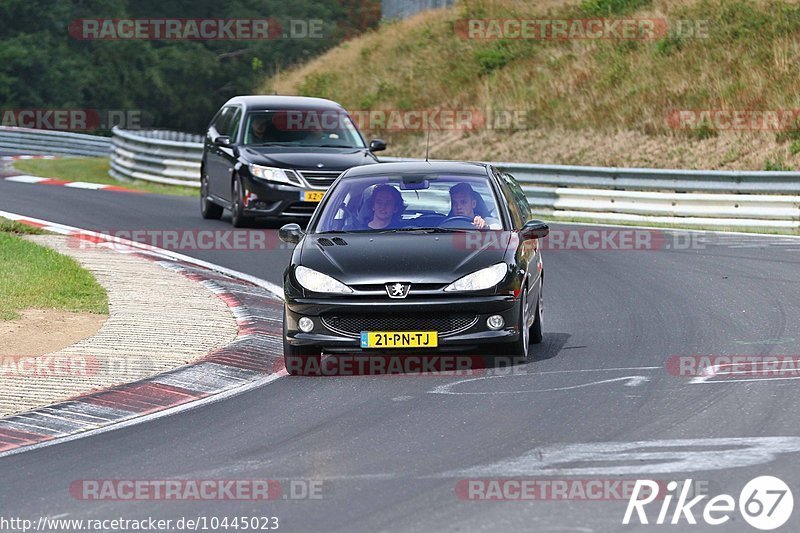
448,182,499,229
366,184,405,229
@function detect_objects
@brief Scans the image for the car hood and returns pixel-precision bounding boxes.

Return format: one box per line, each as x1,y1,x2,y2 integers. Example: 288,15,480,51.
298,232,515,285
240,146,379,170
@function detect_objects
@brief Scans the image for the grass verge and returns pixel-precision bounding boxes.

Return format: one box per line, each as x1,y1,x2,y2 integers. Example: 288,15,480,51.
265,0,800,170
0,218,109,320
13,158,197,197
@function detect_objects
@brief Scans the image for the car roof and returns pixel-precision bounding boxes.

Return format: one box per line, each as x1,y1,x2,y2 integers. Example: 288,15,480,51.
343,161,491,177
222,95,345,112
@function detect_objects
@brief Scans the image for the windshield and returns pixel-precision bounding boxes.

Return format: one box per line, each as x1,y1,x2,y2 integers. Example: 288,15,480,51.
242,109,366,148
311,173,505,233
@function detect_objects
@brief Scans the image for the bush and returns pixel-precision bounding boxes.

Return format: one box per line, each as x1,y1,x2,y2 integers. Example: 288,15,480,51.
764,158,792,171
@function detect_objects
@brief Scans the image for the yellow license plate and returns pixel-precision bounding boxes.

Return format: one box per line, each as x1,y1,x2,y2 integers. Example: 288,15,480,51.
303,190,325,202
360,331,438,349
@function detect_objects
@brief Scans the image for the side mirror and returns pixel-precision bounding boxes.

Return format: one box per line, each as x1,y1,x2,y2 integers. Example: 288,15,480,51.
520,220,549,240
279,223,304,244
369,139,387,152
214,135,232,147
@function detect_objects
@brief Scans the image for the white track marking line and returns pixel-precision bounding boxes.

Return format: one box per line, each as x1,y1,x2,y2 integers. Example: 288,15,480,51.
63,182,109,189
430,375,651,395
4,175,49,183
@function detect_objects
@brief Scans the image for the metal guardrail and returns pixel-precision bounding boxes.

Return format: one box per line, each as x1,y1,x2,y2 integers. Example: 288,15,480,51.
383,157,800,231
12,127,797,231
0,126,111,157
109,127,203,187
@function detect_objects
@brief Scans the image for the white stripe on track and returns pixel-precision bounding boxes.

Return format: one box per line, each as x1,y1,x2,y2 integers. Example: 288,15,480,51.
4,175,49,183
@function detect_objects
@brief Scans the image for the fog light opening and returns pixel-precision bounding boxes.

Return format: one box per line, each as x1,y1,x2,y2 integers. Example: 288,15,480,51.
298,317,314,333
487,315,504,330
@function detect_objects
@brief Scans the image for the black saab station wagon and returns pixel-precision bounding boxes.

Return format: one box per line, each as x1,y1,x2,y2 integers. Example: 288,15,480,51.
279,161,550,375
201,96,386,227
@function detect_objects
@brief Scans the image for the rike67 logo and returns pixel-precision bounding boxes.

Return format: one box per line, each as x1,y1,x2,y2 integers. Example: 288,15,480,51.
624,476,793,530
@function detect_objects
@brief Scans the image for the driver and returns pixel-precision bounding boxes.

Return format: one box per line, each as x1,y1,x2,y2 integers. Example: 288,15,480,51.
249,115,270,143
448,182,499,229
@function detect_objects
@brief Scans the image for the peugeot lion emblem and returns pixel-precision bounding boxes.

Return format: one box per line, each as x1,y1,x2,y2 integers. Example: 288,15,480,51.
386,282,411,299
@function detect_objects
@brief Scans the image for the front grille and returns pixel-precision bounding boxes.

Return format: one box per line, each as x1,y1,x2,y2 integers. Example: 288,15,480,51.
299,170,342,188
322,313,478,338
350,283,445,292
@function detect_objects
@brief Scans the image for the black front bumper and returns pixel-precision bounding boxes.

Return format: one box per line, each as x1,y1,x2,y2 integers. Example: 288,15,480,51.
239,174,320,219
285,295,522,353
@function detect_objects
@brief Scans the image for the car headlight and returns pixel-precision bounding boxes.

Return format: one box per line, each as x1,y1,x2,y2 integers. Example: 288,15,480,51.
249,165,301,186
295,266,353,294
444,263,508,292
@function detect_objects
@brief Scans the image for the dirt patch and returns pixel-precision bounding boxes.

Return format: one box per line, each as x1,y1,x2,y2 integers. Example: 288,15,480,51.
0,309,106,357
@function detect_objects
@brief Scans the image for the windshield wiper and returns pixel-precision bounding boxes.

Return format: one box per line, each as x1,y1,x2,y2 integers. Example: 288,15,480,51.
377,227,471,234
314,144,359,149
248,142,296,147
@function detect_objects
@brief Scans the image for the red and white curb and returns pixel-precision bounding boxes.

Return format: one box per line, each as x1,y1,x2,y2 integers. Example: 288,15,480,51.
3,174,140,193
0,211,288,457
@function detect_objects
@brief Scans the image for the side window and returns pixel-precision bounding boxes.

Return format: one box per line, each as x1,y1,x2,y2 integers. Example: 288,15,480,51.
208,108,224,138
495,170,524,229
504,172,531,223
228,107,243,142
213,106,233,136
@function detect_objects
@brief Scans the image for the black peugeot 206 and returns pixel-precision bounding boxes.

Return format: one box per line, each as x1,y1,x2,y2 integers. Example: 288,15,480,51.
278,161,550,374
201,95,386,227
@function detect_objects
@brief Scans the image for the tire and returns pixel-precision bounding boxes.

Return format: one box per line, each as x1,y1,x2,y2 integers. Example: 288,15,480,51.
230,177,252,228
283,307,321,375
200,175,223,220
530,284,543,345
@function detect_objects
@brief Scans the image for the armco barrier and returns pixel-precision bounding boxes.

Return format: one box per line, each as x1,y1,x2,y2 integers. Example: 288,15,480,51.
0,126,111,157
8,126,800,230
383,157,800,231
109,127,204,187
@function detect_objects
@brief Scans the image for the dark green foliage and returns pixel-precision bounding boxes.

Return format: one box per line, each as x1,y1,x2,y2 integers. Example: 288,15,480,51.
0,0,380,133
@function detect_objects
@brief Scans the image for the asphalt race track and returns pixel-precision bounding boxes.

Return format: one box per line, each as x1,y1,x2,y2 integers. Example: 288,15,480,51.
2,178,800,532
